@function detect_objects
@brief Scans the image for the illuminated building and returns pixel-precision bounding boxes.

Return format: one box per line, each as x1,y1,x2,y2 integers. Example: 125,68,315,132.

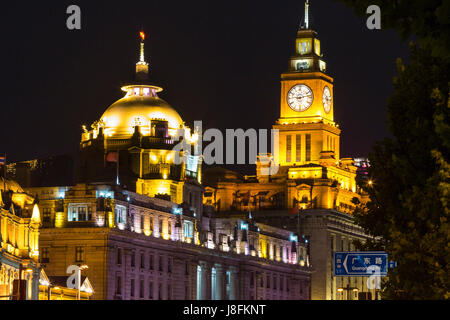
28,183,311,300
0,177,41,300
203,2,373,300
24,32,312,300
78,31,203,216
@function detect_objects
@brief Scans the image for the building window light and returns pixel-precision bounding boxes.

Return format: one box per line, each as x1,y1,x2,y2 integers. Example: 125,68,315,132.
143,88,150,96
172,207,182,215
133,88,140,96
96,190,114,199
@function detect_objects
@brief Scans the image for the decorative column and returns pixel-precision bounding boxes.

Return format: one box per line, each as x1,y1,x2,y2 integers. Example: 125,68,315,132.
172,258,184,300
31,269,40,300
214,264,225,300
199,261,211,300
229,266,239,300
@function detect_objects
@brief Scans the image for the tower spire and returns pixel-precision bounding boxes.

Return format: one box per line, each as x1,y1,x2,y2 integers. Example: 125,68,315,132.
136,31,149,81
304,0,310,29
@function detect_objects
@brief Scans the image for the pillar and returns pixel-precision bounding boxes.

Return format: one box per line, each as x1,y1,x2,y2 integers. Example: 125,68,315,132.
229,266,239,300
173,258,184,300
199,261,211,300
31,269,40,300
214,264,226,300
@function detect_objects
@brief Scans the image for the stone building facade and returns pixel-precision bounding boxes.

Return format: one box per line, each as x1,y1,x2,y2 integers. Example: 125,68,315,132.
0,178,41,300
202,2,374,300
28,183,311,300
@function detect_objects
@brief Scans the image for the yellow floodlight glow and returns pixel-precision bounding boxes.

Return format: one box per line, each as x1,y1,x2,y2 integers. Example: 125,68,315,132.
31,204,40,223
104,116,120,128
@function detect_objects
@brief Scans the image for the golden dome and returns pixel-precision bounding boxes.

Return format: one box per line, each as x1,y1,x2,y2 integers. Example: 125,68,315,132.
100,85,184,138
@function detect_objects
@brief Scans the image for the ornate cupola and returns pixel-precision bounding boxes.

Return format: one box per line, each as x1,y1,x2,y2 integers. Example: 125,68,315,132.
287,0,326,74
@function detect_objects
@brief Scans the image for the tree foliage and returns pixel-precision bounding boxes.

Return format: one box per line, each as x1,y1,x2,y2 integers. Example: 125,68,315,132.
334,0,450,299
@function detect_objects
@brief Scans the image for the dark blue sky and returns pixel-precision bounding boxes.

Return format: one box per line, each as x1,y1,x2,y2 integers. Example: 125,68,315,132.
0,0,409,168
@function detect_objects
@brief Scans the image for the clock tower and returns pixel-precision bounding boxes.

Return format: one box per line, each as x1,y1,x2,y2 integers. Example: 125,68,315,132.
274,0,340,166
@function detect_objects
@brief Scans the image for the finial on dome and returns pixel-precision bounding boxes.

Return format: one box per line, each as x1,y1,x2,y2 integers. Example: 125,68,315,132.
136,30,149,80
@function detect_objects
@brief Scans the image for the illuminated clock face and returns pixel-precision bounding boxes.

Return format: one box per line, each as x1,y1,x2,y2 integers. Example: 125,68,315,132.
287,84,314,112
322,86,332,113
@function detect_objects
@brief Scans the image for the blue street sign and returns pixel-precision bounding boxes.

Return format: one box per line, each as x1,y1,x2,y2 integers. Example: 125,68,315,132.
334,251,388,276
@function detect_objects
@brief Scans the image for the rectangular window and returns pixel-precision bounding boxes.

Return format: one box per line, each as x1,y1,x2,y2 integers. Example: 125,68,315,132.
43,208,51,223
296,38,312,55
305,134,311,162
296,134,301,162
168,221,172,235
280,277,284,291
75,246,84,262
116,275,122,295
149,254,154,270
183,221,194,238
167,283,172,300
149,281,154,299
267,275,270,288
117,248,122,265
131,251,135,268
141,215,145,232
115,205,127,224
41,247,50,263
150,217,154,231
68,204,91,222
159,255,163,272
286,135,292,163
140,278,144,299
168,258,172,274
185,261,189,275
274,275,277,290
140,252,145,269
159,218,163,235
130,279,135,297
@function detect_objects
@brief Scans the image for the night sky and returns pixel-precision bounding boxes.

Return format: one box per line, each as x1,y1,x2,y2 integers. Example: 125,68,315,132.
0,0,409,173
